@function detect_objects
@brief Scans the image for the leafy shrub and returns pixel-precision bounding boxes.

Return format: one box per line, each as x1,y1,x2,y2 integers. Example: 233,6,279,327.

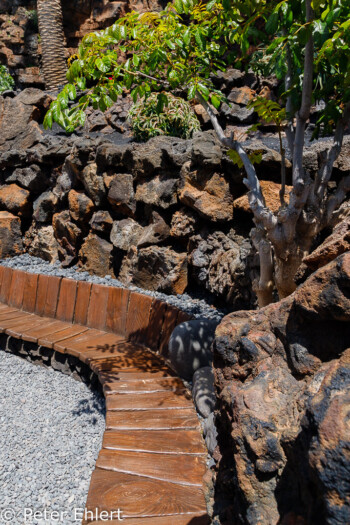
0,65,15,94
128,92,201,141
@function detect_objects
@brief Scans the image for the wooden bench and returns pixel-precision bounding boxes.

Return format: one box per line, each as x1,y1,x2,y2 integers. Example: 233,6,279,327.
0,266,210,524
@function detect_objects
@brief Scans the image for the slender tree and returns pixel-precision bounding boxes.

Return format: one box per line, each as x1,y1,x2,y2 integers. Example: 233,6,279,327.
44,0,350,305
37,0,67,90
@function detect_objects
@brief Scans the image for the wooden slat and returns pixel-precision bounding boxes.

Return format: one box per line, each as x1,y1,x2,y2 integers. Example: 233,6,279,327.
106,408,200,431
21,320,69,343
105,390,193,411
54,328,104,353
102,429,207,455
0,267,13,303
35,274,49,316
87,284,109,330
22,272,38,313
126,292,153,344
89,354,170,376
43,275,61,318
105,287,130,336
103,376,186,395
56,278,78,322
84,468,208,520
65,333,126,362
6,317,52,338
112,515,210,525
96,449,206,486
159,304,179,356
8,269,26,308
145,299,167,351
0,313,35,331
74,281,92,325
38,325,89,349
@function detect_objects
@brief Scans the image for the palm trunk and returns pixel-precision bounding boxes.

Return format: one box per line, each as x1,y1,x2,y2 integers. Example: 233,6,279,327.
37,0,67,90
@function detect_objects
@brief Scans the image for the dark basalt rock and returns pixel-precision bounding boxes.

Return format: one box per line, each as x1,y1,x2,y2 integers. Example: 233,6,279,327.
213,253,350,525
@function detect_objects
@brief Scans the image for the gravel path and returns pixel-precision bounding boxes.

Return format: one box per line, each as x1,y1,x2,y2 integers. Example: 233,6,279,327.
0,350,105,525
1,254,224,321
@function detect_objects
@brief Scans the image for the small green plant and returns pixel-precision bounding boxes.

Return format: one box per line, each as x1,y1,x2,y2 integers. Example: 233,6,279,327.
0,65,15,94
128,92,200,141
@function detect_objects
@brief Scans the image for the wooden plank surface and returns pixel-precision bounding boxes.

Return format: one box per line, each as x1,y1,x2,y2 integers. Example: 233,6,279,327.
105,389,193,411
96,448,206,486
106,408,200,431
102,429,207,455
84,468,208,520
56,278,78,322
22,272,38,313
74,281,92,325
105,287,130,336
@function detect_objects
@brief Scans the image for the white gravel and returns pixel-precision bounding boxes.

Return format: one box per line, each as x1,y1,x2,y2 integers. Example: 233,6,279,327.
0,350,105,525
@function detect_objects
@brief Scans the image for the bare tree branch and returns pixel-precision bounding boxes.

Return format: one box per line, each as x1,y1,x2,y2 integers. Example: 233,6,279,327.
197,91,279,234
284,40,295,156
292,1,314,186
315,102,350,201
326,174,350,222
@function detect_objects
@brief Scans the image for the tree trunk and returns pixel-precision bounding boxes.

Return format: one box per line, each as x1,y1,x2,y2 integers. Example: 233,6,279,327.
37,0,67,90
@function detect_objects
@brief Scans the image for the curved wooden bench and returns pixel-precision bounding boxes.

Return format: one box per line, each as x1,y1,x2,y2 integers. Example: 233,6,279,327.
0,266,210,524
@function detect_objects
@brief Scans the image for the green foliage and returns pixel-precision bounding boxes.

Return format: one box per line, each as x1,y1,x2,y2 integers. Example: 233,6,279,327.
248,0,350,138
128,92,200,141
228,149,263,169
0,65,15,94
44,0,350,147
247,97,286,127
44,0,230,132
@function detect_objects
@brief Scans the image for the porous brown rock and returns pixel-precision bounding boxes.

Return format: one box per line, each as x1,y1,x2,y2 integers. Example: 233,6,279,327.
79,232,115,278
234,180,292,214
33,191,58,223
180,163,233,222
89,210,113,234
6,164,47,192
135,174,178,209
0,183,31,216
0,210,23,257
78,162,105,207
295,217,350,284
107,173,135,216
227,86,256,105
52,210,82,266
190,230,252,308
213,253,350,525
68,189,95,223
110,218,144,251
119,245,188,294
170,208,199,238
24,223,59,262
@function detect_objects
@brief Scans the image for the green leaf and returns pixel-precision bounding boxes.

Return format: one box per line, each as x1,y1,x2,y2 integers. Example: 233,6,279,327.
43,111,53,130
198,82,209,100
67,84,77,100
183,29,191,46
265,12,279,35
96,58,110,73
188,85,196,100
211,93,221,109
132,54,140,67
